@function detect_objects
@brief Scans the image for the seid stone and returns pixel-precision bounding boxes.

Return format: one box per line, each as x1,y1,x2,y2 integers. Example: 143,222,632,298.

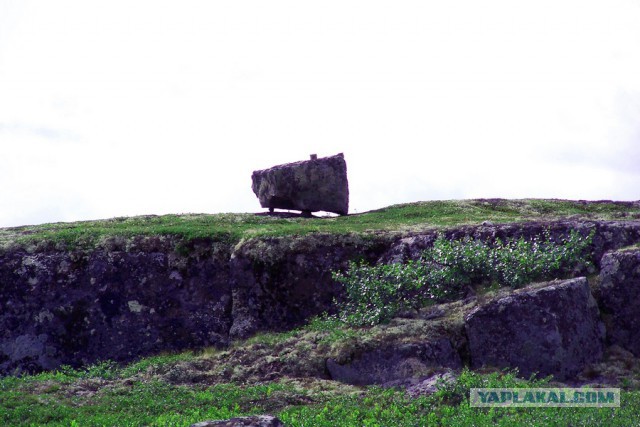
251,153,348,215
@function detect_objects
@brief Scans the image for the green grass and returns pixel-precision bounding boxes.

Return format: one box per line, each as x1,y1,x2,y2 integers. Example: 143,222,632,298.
2,362,640,427
0,377,273,426
3,310,640,426
1,199,639,250
2,309,640,426
280,369,640,427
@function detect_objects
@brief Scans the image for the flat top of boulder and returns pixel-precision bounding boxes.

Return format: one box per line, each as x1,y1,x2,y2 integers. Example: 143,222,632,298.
252,153,345,174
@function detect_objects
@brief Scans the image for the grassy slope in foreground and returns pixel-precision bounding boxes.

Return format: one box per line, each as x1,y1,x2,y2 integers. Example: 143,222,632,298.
1,198,639,249
2,329,640,427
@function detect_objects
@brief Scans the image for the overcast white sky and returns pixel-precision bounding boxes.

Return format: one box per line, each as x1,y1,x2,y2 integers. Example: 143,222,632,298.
1,1,639,227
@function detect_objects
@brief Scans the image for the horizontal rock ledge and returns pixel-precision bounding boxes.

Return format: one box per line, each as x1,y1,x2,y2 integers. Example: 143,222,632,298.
1,219,639,376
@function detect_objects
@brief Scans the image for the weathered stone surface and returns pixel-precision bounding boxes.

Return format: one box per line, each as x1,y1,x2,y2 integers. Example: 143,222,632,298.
1,217,639,375
596,247,640,356
465,278,605,380
229,233,390,339
404,370,457,398
190,415,284,427
251,153,349,215
0,232,391,374
0,236,232,375
326,338,462,386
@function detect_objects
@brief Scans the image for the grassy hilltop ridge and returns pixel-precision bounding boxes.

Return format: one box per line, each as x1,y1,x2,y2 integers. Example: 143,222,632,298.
2,198,639,249
2,198,640,426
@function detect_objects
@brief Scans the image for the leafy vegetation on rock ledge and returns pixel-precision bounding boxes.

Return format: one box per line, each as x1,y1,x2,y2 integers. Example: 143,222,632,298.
332,230,594,326
1,198,638,249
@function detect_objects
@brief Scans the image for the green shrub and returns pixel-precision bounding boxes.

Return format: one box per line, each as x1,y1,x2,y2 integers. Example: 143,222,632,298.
332,230,593,326
422,229,594,289
330,260,430,326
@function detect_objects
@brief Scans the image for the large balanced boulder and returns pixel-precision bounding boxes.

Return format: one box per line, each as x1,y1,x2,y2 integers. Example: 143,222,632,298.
596,247,640,356
465,278,605,380
251,153,349,215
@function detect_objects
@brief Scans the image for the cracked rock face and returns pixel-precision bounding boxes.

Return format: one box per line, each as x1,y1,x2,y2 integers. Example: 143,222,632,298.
251,153,349,215
0,233,388,375
596,247,640,356
1,219,639,377
465,278,605,380
0,237,232,375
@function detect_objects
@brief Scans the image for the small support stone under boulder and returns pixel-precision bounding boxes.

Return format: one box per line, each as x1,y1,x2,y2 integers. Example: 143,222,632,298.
251,153,349,215
465,278,605,380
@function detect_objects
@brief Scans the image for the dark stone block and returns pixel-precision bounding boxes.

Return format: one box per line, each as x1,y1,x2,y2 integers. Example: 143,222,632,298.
252,153,349,215
465,278,605,380
596,248,640,356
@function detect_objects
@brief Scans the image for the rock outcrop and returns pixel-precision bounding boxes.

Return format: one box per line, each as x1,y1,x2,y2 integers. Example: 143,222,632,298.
251,153,349,215
326,338,462,386
190,415,284,427
0,236,232,375
228,233,389,339
596,247,640,356
0,233,389,375
2,219,640,376
465,277,605,380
